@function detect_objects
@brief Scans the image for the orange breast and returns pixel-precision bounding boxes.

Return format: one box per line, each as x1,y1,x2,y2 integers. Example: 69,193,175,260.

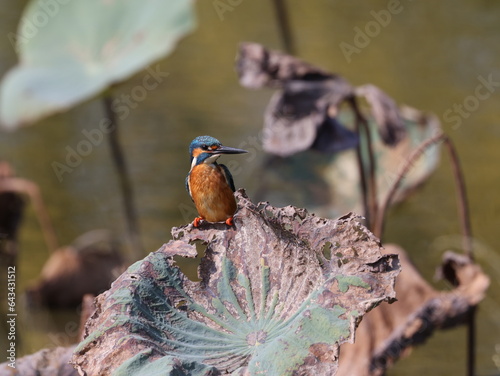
189,164,237,222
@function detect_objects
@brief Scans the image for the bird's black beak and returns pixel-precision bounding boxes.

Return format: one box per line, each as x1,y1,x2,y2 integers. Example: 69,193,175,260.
213,145,248,155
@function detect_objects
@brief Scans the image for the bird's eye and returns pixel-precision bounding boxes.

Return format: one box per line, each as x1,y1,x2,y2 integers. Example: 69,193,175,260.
201,144,208,150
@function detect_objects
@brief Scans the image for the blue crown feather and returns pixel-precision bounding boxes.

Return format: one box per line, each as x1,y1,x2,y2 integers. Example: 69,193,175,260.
189,135,221,155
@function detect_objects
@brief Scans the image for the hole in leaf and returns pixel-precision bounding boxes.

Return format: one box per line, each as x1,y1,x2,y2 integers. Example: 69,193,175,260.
336,257,351,268
257,202,268,211
174,299,189,311
174,240,206,282
322,241,332,260
264,209,274,218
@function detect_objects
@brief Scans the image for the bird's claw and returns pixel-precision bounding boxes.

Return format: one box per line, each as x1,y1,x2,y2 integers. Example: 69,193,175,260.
193,217,234,227
193,217,203,227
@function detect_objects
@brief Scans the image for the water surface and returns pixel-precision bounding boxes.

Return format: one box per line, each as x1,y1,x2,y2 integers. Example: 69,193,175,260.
0,1,499,374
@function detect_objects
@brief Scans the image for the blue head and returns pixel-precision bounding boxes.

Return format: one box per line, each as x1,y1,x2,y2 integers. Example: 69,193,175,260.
189,135,247,167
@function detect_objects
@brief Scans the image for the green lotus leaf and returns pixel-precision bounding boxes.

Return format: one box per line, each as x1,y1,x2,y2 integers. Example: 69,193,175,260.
0,0,195,129
72,191,399,376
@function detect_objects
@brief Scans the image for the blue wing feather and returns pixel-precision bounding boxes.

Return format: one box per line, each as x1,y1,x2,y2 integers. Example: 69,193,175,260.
219,164,236,192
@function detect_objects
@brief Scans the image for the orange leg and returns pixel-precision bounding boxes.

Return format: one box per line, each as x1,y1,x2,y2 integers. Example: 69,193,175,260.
193,217,203,227
225,217,234,226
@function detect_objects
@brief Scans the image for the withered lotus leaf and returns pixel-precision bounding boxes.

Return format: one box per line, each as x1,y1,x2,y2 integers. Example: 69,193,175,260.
72,190,399,376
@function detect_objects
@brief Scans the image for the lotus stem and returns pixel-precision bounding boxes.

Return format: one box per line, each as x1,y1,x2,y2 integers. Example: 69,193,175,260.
372,130,474,375
102,92,143,260
271,0,295,55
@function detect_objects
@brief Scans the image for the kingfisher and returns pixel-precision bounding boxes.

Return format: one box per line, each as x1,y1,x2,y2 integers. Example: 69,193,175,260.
186,135,248,227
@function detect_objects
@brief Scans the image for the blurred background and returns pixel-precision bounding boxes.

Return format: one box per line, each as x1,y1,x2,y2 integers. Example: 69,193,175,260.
0,0,499,375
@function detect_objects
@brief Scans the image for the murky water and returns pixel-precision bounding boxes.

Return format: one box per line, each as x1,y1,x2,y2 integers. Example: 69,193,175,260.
0,0,499,374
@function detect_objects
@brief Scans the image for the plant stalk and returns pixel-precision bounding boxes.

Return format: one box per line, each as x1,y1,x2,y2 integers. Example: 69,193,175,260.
442,138,473,257
349,97,378,230
374,132,444,238
353,120,370,227
102,93,143,260
441,137,474,376
271,0,295,55
360,116,378,231
373,131,475,375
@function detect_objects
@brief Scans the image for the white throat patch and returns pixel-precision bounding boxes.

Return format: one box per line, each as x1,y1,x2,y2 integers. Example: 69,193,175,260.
204,154,220,165
191,154,220,169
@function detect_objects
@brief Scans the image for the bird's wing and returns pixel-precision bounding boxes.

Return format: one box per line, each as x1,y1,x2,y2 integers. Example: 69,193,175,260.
219,164,236,192
185,173,193,199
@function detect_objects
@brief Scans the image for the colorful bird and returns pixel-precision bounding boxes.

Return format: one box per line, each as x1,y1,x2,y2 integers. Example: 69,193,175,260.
186,135,247,227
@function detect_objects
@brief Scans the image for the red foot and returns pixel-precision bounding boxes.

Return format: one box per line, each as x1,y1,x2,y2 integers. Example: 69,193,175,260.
193,217,203,227
225,217,234,226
